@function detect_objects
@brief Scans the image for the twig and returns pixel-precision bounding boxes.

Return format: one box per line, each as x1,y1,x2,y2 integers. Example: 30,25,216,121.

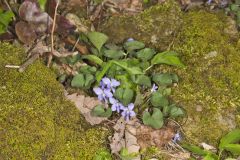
71,37,80,51
19,53,40,72
5,65,20,69
48,0,60,67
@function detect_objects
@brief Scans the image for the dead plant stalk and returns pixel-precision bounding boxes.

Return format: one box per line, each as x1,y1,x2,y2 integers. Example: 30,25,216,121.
48,0,60,67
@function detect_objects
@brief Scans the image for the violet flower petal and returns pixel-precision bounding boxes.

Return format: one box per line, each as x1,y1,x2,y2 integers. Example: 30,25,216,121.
111,79,120,87
93,87,103,95
128,103,134,110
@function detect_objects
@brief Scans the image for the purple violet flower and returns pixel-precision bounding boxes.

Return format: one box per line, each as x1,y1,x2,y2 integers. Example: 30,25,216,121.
102,77,120,92
109,98,124,113
172,132,181,143
151,83,158,93
93,87,113,103
127,38,134,42
207,0,212,4
121,103,136,121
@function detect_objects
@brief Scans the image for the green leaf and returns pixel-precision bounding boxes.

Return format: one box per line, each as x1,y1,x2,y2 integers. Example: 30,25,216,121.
79,66,97,74
219,129,240,150
114,88,134,106
230,4,239,12
115,74,135,89
136,48,156,61
71,73,95,88
151,51,185,67
92,105,112,117
87,32,108,52
38,0,47,11
139,61,150,70
223,144,240,154
124,41,145,52
143,108,164,129
120,148,138,160
203,154,215,160
132,75,151,87
181,143,217,158
150,92,169,108
93,150,112,160
96,61,113,82
82,55,103,66
152,73,178,86
112,60,144,75
71,74,85,88
162,105,170,117
169,105,185,118
0,10,14,34
84,74,95,89
66,53,81,65
104,49,125,59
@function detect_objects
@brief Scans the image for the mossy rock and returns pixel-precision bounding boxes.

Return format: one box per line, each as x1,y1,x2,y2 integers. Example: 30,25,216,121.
0,43,109,159
161,10,240,145
100,0,182,51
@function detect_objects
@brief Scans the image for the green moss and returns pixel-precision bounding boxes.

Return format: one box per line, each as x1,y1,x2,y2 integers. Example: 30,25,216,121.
100,0,182,50
163,10,240,145
0,43,109,159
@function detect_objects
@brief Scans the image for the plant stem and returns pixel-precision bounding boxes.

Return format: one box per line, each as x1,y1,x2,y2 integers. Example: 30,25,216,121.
48,0,60,67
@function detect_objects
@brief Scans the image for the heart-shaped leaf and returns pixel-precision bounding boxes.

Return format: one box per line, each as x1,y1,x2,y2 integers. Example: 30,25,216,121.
104,49,125,59
66,53,81,65
92,105,112,117
136,48,156,61
115,74,135,89
114,88,134,106
219,129,240,150
143,108,164,129
169,105,185,118
87,32,108,52
150,92,169,108
79,66,97,74
124,41,145,52
152,73,178,86
132,75,151,87
151,51,185,67
71,74,85,88
71,73,95,88
84,74,95,89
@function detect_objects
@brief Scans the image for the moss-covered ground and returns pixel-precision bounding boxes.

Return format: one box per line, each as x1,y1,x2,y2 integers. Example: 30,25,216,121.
0,43,109,159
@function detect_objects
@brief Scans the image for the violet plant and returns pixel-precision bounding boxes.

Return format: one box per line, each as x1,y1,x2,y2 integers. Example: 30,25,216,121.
68,32,185,129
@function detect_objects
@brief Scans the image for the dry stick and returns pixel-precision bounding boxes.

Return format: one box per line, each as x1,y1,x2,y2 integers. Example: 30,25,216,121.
47,0,60,67
19,53,40,72
5,65,20,69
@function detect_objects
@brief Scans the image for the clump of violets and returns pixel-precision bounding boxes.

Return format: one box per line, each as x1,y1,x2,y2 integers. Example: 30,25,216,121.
93,77,136,121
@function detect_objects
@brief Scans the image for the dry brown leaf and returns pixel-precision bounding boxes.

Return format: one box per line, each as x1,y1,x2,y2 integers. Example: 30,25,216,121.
169,152,191,160
136,124,175,149
66,93,108,125
109,118,141,159
15,21,37,45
